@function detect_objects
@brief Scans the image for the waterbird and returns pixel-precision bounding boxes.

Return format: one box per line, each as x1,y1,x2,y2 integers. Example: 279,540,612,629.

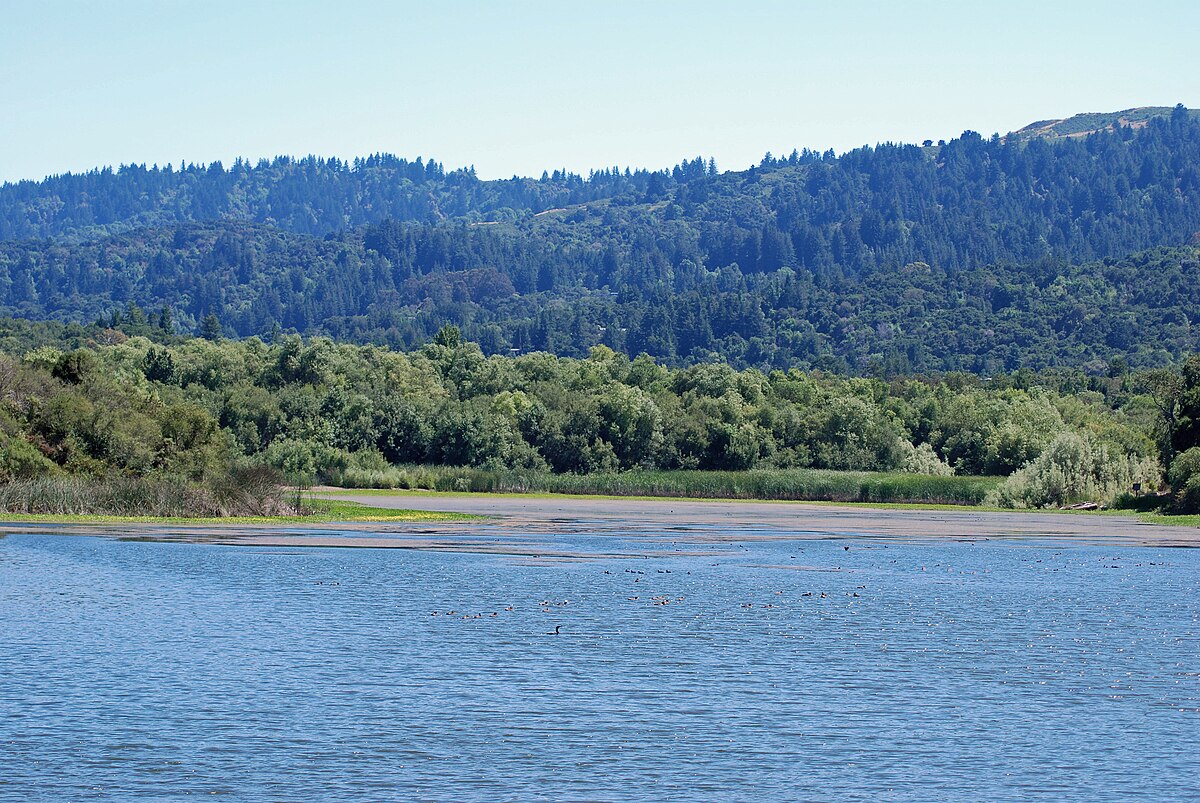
548,625,561,635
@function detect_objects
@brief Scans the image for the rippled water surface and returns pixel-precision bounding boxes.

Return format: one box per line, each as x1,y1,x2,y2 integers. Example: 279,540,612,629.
1,527,1198,801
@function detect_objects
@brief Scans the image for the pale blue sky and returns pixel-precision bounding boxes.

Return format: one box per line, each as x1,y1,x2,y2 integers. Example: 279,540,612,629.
1,0,1196,183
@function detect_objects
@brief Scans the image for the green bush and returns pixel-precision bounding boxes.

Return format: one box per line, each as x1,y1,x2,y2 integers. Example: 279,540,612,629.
1168,447,1200,513
898,440,954,476
986,432,1161,509
0,436,61,481
261,438,349,484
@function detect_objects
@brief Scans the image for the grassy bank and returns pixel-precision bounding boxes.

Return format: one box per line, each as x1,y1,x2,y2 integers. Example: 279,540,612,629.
330,465,1003,505
0,495,477,525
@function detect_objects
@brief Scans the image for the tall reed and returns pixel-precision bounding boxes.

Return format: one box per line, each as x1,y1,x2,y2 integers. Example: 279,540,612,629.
331,466,1001,505
0,468,292,517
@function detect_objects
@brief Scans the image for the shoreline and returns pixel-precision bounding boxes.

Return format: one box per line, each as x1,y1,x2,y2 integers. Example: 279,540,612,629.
3,490,1197,550
311,485,1188,514
311,487,1200,527
310,490,1200,548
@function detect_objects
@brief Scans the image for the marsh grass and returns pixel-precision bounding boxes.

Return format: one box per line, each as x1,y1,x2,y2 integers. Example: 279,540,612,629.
0,468,293,518
332,466,1002,505
0,496,477,525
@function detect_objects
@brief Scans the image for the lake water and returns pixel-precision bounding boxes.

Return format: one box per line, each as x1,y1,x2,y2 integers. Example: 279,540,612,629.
1,526,1197,801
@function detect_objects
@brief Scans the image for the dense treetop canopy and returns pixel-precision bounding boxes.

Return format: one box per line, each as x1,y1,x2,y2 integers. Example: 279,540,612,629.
0,318,1169,484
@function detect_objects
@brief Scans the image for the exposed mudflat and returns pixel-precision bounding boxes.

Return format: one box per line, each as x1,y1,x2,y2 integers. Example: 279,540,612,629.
313,492,1200,548
2,492,1196,551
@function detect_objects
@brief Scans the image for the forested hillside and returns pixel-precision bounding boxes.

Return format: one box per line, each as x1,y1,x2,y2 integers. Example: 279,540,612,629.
1,105,1198,373
2,221,1198,373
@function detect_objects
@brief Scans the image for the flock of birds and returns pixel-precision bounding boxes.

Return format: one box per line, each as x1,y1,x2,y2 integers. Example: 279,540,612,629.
423,568,869,635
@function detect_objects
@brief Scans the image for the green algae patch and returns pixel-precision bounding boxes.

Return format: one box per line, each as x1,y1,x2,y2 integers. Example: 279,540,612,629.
308,498,481,523
1124,512,1200,528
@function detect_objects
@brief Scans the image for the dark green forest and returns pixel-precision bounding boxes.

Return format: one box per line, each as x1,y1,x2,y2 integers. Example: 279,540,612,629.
1,319,1198,511
2,106,1199,373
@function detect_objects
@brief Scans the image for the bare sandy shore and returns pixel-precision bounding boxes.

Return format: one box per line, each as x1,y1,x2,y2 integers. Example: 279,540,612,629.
3,493,1197,551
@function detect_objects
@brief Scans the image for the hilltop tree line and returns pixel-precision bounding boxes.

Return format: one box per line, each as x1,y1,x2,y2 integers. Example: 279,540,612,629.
0,153,708,241
3,106,1196,258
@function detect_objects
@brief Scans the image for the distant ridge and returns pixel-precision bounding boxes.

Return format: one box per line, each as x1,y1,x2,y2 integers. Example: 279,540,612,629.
2,106,1199,373
1007,105,1199,142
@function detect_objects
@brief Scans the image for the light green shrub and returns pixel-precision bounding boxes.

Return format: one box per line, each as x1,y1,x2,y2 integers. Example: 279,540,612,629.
261,438,349,484
986,431,1161,509
898,440,954,476
0,436,61,481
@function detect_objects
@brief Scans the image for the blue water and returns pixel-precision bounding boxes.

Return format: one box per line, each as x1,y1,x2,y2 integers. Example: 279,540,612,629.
1,529,1197,801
